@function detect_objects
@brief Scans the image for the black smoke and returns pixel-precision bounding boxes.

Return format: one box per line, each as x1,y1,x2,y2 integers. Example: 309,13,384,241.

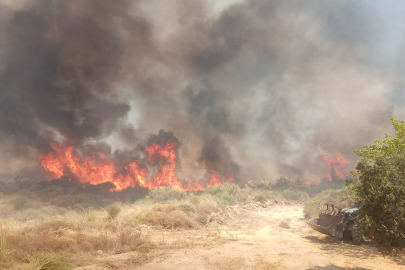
0,0,404,185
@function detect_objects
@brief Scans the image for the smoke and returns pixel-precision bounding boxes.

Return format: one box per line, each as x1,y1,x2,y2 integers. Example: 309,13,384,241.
0,0,404,184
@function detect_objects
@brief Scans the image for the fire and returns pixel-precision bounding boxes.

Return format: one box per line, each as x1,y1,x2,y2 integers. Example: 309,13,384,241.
39,138,234,192
321,152,349,181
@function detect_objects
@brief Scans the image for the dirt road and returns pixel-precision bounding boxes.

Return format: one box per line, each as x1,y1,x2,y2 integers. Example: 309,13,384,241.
76,203,405,270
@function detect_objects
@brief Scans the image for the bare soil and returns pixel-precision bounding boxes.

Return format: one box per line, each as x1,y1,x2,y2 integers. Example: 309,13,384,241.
75,202,405,270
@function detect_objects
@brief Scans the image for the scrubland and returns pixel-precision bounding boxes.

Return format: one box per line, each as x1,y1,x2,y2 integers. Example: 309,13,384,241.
0,178,355,269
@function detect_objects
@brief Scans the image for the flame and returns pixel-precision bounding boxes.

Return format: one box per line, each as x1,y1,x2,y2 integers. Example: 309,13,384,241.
321,152,348,181
39,138,233,192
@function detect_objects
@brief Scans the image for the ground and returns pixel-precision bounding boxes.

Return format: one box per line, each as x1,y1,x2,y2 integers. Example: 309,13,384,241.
74,202,405,270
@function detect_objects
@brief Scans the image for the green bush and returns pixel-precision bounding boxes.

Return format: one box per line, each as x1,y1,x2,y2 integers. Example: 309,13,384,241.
355,154,405,255
188,194,200,205
147,187,186,202
255,193,266,202
307,181,346,197
84,210,101,222
11,195,28,211
351,118,405,255
105,203,121,220
304,188,357,218
280,221,290,229
254,191,279,202
272,176,291,191
279,189,309,201
202,183,247,205
220,194,236,205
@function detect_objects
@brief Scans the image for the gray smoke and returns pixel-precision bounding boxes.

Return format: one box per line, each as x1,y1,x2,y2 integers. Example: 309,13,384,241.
0,0,404,184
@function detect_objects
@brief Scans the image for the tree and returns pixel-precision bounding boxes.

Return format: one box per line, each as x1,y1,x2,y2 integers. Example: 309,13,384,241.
353,118,405,255
354,118,405,161
272,176,291,191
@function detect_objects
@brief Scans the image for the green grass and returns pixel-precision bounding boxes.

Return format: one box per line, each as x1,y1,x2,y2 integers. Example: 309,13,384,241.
0,235,6,260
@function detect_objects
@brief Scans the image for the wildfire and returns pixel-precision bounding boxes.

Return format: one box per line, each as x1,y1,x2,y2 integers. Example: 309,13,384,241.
321,152,349,181
39,138,233,192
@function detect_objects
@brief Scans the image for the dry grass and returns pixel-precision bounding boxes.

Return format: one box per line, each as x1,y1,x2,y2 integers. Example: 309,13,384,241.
195,197,218,215
0,185,251,269
27,220,76,236
138,204,200,229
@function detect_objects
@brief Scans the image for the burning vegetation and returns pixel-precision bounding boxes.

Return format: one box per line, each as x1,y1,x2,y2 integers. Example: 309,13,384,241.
38,130,237,192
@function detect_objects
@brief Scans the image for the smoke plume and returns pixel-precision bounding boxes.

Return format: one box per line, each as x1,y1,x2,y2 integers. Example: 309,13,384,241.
0,0,404,185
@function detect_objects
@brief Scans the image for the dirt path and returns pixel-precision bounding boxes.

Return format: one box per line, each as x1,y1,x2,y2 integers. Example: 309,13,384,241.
76,203,405,270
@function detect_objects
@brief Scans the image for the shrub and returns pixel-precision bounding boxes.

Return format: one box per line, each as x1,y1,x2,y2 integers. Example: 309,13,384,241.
255,194,266,202
11,195,28,211
84,210,101,222
188,194,200,205
279,222,290,229
31,251,71,270
196,197,218,214
254,191,275,202
105,203,121,220
355,154,405,255
220,194,236,205
117,230,154,252
139,209,199,229
147,187,186,202
0,204,15,218
279,189,309,201
15,209,47,222
32,220,75,236
177,204,196,213
198,214,208,225
0,235,6,261
15,189,38,200
202,183,247,204
351,118,405,255
50,194,75,208
152,204,176,213
272,176,291,191
6,234,77,254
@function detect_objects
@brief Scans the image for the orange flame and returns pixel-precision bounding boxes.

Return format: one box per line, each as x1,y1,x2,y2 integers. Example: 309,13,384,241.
39,139,234,192
321,152,348,181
